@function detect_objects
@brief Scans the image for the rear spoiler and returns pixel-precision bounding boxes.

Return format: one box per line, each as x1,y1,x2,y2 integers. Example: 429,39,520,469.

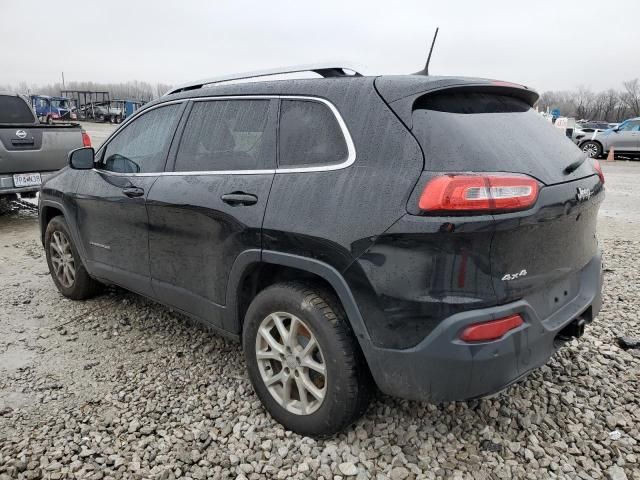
375,76,539,129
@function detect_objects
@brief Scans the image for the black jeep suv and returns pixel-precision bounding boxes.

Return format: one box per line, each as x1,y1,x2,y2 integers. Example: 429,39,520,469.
39,65,604,436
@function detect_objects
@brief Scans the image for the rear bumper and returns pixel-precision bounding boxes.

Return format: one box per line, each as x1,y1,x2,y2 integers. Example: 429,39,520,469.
364,253,602,402
0,172,56,195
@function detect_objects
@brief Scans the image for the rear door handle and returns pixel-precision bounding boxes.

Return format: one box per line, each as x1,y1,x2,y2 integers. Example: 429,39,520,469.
122,186,145,198
221,192,258,206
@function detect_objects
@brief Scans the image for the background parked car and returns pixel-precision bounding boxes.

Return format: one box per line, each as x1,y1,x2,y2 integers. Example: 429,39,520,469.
579,117,640,158
573,121,611,145
0,93,89,203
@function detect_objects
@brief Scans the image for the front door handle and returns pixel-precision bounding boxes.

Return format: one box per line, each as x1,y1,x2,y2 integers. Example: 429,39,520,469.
122,186,145,198
221,192,258,206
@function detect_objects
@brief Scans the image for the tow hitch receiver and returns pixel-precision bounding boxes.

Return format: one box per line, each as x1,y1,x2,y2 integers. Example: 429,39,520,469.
557,317,586,341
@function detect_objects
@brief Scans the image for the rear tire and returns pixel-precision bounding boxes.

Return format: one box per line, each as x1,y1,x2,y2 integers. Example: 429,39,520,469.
45,216,101,300
581,141,602,158
242,282,373,437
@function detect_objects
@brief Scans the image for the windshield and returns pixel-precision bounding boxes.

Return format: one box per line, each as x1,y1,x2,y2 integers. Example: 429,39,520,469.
51,99,69,109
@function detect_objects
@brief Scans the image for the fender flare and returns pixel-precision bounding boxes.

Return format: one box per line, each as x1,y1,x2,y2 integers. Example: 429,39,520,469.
39,199,88,261
223,250,373,353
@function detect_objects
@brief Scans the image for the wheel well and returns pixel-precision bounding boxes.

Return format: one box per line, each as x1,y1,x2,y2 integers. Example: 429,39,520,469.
236,263,337,330
41,206,63,242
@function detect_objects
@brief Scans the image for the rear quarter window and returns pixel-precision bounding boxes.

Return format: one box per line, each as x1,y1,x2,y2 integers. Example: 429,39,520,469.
278,100,348,168
0,95,35,123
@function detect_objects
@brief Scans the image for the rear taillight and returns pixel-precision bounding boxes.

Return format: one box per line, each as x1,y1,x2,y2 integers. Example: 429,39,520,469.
593,159,604,184
460,314,524,342
81,130,92,147
418,174,539,214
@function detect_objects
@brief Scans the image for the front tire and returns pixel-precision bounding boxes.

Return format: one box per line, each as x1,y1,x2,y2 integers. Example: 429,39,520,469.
45,216,101,300
581,141,602,158
242,282,372,437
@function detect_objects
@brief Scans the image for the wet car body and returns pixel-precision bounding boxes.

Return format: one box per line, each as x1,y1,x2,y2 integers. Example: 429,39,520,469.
39,71,604,403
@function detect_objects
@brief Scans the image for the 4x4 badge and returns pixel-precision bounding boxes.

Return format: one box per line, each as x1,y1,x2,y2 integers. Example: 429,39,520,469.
576,187,592,202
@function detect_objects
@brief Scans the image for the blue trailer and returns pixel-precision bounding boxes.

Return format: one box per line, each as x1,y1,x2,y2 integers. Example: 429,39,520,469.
114,99,145,119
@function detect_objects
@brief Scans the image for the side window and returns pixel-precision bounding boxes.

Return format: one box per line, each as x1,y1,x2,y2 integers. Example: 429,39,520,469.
100,104,181,173
618,121,640,132
278,100,349,168
175,99,273,172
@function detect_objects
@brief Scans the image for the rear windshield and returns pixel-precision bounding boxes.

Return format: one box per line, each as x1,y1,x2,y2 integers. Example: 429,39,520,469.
0,95,35,123
412,91,583,183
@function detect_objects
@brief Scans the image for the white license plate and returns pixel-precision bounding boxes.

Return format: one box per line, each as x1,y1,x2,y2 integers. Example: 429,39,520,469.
13,173,42,187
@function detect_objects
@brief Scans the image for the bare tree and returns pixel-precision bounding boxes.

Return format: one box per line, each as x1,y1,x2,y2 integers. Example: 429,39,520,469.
536,79,639,122
600,89,619,121
622,79,640,117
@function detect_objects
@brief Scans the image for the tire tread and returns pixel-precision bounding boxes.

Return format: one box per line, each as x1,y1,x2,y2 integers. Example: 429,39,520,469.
242,281,373,436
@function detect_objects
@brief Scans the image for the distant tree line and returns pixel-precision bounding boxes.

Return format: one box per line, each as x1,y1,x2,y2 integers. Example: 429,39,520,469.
537,79,640,122
0,80,173,102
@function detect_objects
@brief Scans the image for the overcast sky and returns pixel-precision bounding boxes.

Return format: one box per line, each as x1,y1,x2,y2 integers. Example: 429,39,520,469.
2,0,638,92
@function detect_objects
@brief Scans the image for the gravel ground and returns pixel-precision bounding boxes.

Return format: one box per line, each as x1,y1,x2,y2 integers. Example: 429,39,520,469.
1,162,639,480
78,122,117,149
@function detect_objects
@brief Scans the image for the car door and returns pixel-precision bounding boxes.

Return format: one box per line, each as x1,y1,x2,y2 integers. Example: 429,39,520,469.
74,102,185,297
146,97,277,329
628,120,640,151
611,119,640,152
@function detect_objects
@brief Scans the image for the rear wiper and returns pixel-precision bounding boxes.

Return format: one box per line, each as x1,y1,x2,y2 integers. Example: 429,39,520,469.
564,156,588,175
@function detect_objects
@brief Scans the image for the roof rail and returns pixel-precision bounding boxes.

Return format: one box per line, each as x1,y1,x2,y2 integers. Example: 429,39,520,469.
164,62,364,96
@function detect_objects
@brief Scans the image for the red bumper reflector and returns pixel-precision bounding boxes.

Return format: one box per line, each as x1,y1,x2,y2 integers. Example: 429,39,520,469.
460,314,524,342
593,159,604,185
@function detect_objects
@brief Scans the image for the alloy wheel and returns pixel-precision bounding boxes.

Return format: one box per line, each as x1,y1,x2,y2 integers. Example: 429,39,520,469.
255,312,327,415
582,143,598,158
50,230,76,288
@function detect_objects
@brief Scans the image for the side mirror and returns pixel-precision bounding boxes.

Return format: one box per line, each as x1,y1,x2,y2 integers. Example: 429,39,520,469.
69,147,95,170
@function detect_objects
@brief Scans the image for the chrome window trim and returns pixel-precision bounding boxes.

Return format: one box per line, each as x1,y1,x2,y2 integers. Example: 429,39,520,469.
94,95,355,177
273,96,356,173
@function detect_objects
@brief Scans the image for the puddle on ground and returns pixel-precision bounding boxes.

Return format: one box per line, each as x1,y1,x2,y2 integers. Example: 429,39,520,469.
0,390,32,410
0,345,37,371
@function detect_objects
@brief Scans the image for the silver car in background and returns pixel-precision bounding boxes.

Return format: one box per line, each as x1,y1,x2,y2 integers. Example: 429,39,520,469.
573,121,611,145
579,117,640,158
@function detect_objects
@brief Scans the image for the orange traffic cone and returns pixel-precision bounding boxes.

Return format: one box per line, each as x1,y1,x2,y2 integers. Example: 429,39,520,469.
606,148,615,162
